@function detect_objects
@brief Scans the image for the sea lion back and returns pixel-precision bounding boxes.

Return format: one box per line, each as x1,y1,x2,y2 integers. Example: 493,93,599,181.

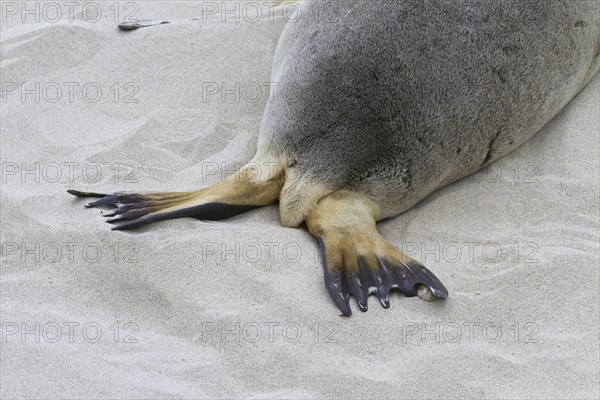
257,0,600,222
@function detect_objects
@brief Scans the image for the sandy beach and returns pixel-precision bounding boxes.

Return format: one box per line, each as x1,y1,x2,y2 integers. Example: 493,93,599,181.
1,1,599,398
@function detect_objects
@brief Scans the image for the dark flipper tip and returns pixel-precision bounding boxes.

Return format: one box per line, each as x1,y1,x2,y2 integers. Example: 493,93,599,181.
317,237,450,315
402,260,449,300
67,190,108,198
109,212,174,231
318,238,352,316
324,269,352,317
110,218,150,231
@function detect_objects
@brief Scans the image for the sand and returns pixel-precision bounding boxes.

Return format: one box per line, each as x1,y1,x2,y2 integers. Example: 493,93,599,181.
1,1,599,398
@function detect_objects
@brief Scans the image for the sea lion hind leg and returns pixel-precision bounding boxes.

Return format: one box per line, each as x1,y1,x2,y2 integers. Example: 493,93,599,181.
307,192,448,316
68,164,284,230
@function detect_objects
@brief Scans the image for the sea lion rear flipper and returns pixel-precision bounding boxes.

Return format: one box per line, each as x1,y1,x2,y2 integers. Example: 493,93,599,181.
68,164,284,230
307,192,448,316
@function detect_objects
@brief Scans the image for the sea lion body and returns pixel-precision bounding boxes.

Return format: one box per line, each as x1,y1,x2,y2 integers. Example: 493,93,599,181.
256,0,600,224
71,0,600,315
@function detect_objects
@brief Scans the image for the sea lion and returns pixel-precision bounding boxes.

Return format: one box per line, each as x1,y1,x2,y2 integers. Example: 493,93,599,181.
69,0,600,315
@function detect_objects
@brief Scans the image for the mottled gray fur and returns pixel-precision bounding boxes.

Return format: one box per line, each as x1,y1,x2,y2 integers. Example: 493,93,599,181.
257,0,599,221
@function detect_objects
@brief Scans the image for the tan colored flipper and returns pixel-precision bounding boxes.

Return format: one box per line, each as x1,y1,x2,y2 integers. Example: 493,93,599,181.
69,165,448,316
68,163,284,230
306,191,448,316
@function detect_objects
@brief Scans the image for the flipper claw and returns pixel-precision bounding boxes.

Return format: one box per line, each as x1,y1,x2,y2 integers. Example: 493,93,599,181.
344,271,368,312
84,193,142,208
67,190,108,198
324,269,352,316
